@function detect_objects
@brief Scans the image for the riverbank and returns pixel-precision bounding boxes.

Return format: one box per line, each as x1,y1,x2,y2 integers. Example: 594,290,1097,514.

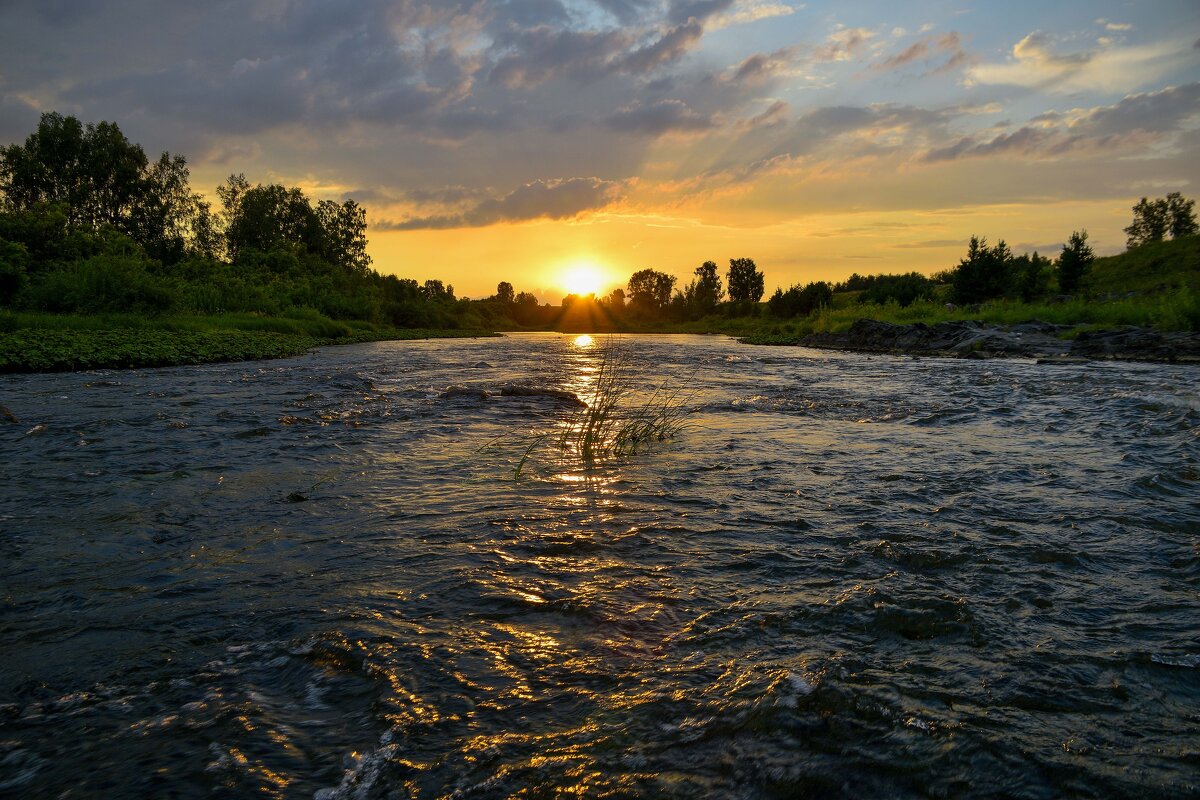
0,312,495,373
741,318,1200,363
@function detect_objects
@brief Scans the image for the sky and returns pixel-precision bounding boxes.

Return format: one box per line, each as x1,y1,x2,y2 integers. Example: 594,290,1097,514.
1,0,1198,300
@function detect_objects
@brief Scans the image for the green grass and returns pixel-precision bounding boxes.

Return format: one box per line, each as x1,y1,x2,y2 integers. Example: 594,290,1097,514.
728,237,1200,344
0,308,497,373
735,286,1200,345
1085,235,1200,296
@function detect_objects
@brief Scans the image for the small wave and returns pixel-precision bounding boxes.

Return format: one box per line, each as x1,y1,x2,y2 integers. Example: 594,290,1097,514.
1151,653,1200,668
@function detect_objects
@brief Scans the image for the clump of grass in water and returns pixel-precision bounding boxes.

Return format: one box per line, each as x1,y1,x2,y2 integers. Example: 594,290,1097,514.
530,338,697,474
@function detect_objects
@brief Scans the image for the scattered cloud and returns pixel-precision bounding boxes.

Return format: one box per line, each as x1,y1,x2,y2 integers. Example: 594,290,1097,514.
812,26,875,63
968,31,1195,93
923,83,1200,162
380,177,626,229
707,1,799,31
607,99,716,135
874,31,972,75
724,46,803,84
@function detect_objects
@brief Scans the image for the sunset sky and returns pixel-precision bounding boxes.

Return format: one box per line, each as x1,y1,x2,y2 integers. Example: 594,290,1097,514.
2,1,1198,300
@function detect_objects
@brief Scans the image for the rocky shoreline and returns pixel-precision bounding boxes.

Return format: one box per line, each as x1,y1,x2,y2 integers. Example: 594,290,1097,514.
794,319,1200,364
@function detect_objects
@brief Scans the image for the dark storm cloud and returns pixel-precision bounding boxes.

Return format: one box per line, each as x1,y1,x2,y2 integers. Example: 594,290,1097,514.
379,177,625,229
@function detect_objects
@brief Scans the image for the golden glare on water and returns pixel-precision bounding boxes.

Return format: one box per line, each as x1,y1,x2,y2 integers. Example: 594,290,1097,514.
561,260,606,296
572,334,594,348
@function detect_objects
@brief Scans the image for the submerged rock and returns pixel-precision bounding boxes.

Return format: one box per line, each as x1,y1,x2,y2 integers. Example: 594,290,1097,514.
438,383,585,404
439,384,490,400
497,384,586,406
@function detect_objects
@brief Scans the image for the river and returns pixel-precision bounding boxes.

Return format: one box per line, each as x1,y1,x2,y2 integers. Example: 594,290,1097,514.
1,333,1197,798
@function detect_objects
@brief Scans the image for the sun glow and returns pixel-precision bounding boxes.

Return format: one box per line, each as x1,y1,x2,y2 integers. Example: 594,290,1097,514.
561,260,606,296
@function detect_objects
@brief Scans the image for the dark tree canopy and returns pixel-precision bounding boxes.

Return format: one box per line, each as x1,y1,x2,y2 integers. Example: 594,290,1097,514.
685,260,724,314
422,279,454,301
217,175,371,275
316,199,371,275
1057,230,1094,294
495,281,515,304
0,112,209,263
726,257,764,304
221,179,324,261
768,281,832,318
951,236,1014,304
627,268,675,312
1014,251,1051,301
855,272,935,307
1125,193,1197,249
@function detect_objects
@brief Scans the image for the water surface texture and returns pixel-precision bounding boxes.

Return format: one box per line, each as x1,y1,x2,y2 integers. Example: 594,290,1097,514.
2,334,1197,798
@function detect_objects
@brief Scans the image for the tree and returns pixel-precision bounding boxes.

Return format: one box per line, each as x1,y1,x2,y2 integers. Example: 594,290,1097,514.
0,237,30,303
1165,192,1198,239
1,112,210,262
513,291,541,325
0,112,90,219
1057,230,1094,294
857,272,935,307
768,281,832,318
1125,197,1170,249
951,236,1016,304
130,152,213,263
1014,251,1051,302
222,181,324,263
727,257,764,305
601,287,625,310
690,260,723,314
495,281,515,304
423,279,454,301
316,199,371,275
627,268,675,314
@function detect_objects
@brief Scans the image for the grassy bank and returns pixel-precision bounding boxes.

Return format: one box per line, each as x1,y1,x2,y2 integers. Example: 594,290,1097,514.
734,237,1199,345
735,286,1199,345
0,311,495,373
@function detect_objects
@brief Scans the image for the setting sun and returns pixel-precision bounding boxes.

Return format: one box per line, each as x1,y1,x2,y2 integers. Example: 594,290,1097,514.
560,261,607,297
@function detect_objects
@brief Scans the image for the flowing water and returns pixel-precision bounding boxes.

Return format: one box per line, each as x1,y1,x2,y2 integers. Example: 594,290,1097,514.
1,333,1197,799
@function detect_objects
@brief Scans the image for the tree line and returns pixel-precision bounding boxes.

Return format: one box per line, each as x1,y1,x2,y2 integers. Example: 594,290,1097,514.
0,112,474,328
463,185,1198,329
2,112,1194,331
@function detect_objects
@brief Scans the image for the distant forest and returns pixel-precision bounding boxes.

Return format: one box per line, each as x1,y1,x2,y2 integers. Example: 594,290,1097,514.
2,113,1196,332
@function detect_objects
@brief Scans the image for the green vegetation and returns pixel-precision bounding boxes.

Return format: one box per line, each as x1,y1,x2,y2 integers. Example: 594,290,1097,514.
0,112,501,371
0,310,491,372
1,112,1196,371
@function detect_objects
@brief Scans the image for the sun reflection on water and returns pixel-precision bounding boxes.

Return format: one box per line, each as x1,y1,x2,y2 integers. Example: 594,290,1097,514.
572,334,594,348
